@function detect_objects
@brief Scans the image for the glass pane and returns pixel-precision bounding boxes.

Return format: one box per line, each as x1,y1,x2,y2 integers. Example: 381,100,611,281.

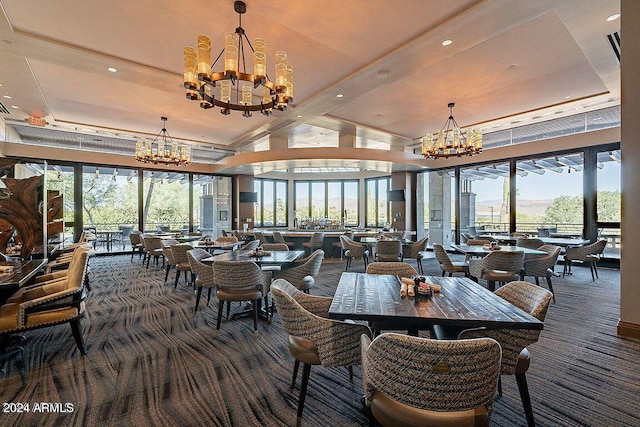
194,175,230,238
343,181,359,227
295,181,309,223
377,178,389,227
366,179,376,227
426,170,453,246
311,182,325,219
327,182,342,224
460,162,510,235
416,172,429,239
142,171,189,234
83,166,139,252
596,150,621,223
263,180,275,226
254,180,262,227
46,164,74,248
516,153,584,236
275,181,287,226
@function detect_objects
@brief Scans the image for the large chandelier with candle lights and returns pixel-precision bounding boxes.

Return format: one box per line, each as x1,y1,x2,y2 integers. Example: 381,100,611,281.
135,117,191,166
421,103,483,159
183,1,293,117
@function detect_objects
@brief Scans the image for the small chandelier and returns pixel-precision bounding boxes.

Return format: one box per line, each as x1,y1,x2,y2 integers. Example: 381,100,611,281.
183,1,293,117
421,103,483,159
135,117,191,166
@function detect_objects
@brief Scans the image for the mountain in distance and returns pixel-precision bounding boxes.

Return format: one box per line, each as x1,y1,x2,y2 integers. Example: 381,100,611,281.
476,199,551,216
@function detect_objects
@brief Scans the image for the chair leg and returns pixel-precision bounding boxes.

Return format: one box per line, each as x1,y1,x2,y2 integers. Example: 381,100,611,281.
253,300,259,335
296,363,312,427
174,270,180,288
195,286,203,312
207,288,212,305
291,360,300,389
546,276,556,303
70,318,87,355
515,372,535,427
226,300,231,319
164,265,171,283
592,262,599,280
417,258,423,274
216,301,224,330
497,376,503,396
348,365,354,381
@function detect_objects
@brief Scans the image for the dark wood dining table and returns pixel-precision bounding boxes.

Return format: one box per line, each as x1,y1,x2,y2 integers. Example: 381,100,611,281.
451,244,547,257
203,249,305,265
328,273,543,335
0,259,48,303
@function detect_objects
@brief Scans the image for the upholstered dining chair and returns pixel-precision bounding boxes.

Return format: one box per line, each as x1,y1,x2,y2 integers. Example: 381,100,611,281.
374,239,402,262
0,246,94,369
271,279,371,427
516,237,545,250
213,260,270,335
434,243,469,277
129,231,144,262
365,261,417,277
253,231,269,245
143,236,165,268
340,235,369,271
451,281,553,427
169,244,192,288
520,244,562,302
187,248,215,312
469,250,525,291
361,333,502,427
563,239,607,281
273,249,324,295
332,231,354,259
302,232,325,255
273,231,295,249
242,239,261,251
160,239,179,283
261,243,290,251
401,236,429,274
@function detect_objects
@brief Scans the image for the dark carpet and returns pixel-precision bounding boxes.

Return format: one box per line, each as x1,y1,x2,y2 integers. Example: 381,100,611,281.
1,253,639,426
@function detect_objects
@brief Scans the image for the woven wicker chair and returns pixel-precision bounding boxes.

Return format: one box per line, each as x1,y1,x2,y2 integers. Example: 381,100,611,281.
469,251,525,291
361,333,501,427
187,248,215,312
253,231,269,244
143,236,165,268
434,243,469,277
213,260,270,335
216,236,239,243
455,281,553,427
273,231,295,249
563,239,607,281
129,231,144,261
340,235,370,271
170,244,193,288
365,262,417,277
242,240,261,251
374,239,402,262
273,249,324,294
516,238,545,250
401,237,429,274
302,232,325,255
520,244,561,302
261,243,290,251
271,279,371,427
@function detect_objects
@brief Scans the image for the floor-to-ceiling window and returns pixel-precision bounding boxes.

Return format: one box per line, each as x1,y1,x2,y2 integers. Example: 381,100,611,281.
365,177,390,227
193,175,231,238
46,164,75,247
515,153,584,235
254,178,287,227
460,162,510,235
596,148,621,257
142,171,189,233
294,180,359,228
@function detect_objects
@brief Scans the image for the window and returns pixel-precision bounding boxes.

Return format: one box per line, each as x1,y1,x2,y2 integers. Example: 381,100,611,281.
255,178,288,227
460,162,510,234
516,153,583,235
365,177,390,227
142,171,189,233
294,180,359,227
194,175,231,237
596,149,621,258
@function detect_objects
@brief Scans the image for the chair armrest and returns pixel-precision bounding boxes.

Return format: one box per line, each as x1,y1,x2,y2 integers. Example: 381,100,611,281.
293,293,333,317
35,270,69,283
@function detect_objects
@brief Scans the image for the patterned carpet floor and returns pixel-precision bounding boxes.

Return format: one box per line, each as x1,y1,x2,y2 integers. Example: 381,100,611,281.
1,253,639,426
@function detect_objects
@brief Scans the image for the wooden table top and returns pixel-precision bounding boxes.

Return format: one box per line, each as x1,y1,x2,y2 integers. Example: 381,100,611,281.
0,259,48,289
328,273,543,331
477,234,589,247
203,250,305,265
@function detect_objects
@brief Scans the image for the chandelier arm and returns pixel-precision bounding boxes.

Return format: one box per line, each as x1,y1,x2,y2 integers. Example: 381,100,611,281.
210,48,225,71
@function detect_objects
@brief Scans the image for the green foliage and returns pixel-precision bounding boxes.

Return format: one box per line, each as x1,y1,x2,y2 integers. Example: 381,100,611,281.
597,190,621,222
543,195,583,224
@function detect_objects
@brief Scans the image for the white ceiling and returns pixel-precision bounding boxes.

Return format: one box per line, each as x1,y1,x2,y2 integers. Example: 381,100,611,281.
0,0,621,174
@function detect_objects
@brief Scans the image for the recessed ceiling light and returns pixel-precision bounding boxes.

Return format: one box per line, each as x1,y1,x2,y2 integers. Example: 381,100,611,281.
3,95,11,99
606,13,620,22
297,114,303,118
564,95,571,99
376,70,391,79
336,93,344,98
10,105,19,109
442,39,452,46
107,67,118,73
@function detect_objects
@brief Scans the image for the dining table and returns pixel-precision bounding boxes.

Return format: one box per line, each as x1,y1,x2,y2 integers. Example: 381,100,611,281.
451,244,547,258
476,234,589,247
202,249,305,266
0,259,48,303
328,272,543,336
190,240,241,253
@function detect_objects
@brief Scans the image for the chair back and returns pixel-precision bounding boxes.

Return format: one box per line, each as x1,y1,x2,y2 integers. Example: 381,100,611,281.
516,237,545,249
272,231,288,244
361,333,501,416
482,250,525,272
144,236,163,252
536,228,551,237
217,236,239,243
187,248,214,286
340,235,367,257
253,231,269,244
366,262,416,276
404,236,428,258
375,239,402,261
214,260,268,291
459,281,552,375
274,249,324,283
129,231,142,246
243,240,261,251
262,243,289,251
433,244,455,272
460,232,471,243
170,244,192,264
565,239,607,261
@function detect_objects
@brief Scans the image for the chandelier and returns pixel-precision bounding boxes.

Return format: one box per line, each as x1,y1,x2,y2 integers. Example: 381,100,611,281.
183,1,293,117
421,103,483,159
135,117,191,166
